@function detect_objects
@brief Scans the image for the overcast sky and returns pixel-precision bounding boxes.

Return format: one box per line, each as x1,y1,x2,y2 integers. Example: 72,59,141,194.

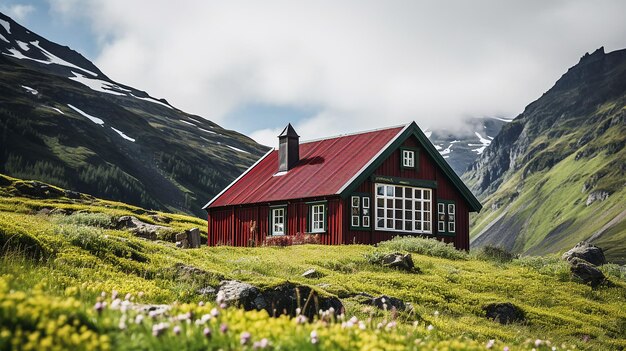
2,0,626,146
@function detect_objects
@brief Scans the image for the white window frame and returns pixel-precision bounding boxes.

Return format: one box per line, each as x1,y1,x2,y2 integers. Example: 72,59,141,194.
402,150,415,168
374,183,432,234
311,204,325,233
351,196,360,227
271,207,286,236
362,196,370,228
447,203,456,233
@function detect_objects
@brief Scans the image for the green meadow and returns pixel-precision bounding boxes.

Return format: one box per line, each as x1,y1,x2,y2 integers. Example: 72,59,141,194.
0,174,624,350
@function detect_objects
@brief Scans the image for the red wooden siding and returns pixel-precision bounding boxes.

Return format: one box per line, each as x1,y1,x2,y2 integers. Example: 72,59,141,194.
342,136,470,249
207,197,344,246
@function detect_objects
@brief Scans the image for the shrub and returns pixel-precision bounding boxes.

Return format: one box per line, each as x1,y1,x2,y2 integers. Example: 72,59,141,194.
473,245,516,263
264,233,320,247
55,212,113,228
376,236,467,260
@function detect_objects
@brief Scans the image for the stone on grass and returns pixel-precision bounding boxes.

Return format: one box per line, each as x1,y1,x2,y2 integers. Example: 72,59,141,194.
367,295,406,311
302,269,324,279
381,252,415,271
483,302,525,324
562,242,606,266
570,260,606,288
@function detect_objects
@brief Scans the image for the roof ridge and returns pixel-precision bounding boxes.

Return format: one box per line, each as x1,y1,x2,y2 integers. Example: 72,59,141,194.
299,123,409,145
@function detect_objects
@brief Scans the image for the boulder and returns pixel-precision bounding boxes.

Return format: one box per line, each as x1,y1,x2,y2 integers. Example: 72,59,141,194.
187,228,201,248
302,269,324,279
586,190,610,206
175,231,189,248
562,242,606,266
381,252,414,271
15,181,64,198
216,280,343,319
570,260,606,288
197,286,216,296
358,293,406,311
483,302,525,325
64,190,81,199
115,215,168,241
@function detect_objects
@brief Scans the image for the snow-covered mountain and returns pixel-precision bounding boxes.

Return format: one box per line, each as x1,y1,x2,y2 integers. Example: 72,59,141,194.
0,12,268,217
425,117,511,174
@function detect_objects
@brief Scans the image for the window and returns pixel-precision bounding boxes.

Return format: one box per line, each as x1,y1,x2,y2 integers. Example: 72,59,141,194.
271,207,286,235
351,196,360,227
350,195,371,230
311,204,325,233
374,183,432,234
400,147,418,169
437,200,456,235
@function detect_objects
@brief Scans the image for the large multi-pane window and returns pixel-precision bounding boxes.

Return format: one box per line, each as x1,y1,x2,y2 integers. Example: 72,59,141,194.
311,204,325,233
271,207,285,235
374,184,432,233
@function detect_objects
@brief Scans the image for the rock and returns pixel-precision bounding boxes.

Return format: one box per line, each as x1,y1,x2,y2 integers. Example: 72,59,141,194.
187,228,201,248
483,302,525,325
149,214,171,223
15,181,64,198
570,260,606,288
36,207,52,215
64,190,81,199
49,208,69,216
115,215,168,241
217,280,343,319
175,232,189,248
586,190,610,206
364,295,406,311
562,242,606,266
217,280,261,310
381,252,414,271
302,269,324,279
197,286,216,296
355,293,407,311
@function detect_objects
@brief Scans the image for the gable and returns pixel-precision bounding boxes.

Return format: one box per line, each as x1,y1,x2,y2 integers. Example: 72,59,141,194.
339,122,482,212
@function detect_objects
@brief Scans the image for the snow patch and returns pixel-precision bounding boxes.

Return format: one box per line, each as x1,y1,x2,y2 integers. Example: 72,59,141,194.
440,143,454,156
16,40,29,51
226,144,250,154
111,127,135,142
0,33,9,43
68,71,127,96
468,131,492,155
67,104,104,125
49,106,64,114
200,136,211,142
488,116,514,123
3,40,98,77
21,85,37,95
179,120,196,126
132,94,173,109
199,127,216,134
0,19,10,34
423,129,432,138
434,144,442,150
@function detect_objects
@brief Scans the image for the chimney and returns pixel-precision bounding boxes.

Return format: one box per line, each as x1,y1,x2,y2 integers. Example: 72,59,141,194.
278,123,299,172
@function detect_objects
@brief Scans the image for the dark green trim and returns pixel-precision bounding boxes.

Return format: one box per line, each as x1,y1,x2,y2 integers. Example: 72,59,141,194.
269,205,287,236
339,122,482,212
436,199,456,236
399,147,419,170
349,193,372,231
371,175,437,189
305,200,328,205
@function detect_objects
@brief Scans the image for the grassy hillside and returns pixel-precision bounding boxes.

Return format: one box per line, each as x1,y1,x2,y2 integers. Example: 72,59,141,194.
1,174,625,350
464,48,626,262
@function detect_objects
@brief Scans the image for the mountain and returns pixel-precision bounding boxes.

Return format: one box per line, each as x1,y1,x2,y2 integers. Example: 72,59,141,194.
463,47,626,263
0,12,269,217
426,117,510,175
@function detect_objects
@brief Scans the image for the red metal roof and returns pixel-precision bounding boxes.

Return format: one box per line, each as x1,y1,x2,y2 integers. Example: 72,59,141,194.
207,125,405,208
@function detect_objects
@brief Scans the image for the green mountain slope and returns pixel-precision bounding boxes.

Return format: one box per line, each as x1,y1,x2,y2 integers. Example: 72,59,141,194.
0,12,268,217
0,174,624,350
463,47,626,263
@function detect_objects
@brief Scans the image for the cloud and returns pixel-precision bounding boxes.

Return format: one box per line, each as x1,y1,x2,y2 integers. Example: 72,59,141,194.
48,0,626,140
2,4,35,21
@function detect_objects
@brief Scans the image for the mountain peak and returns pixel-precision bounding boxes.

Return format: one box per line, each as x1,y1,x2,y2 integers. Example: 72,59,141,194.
578,46,605,64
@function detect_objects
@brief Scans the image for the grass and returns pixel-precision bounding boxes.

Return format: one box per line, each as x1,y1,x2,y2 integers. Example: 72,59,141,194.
0,175,625,350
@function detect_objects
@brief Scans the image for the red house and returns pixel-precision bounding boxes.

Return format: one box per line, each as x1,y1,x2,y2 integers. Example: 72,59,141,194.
203,122,482,249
